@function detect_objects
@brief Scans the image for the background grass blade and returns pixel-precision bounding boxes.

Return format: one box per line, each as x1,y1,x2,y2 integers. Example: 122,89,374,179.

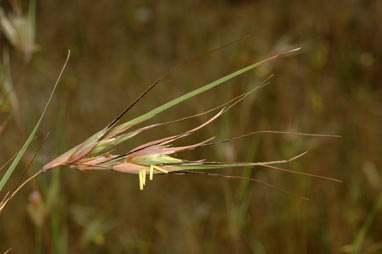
0,51,70,192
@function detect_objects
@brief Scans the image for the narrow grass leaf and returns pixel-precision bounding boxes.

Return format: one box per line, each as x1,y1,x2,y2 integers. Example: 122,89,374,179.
108,50,298,137
0,51,70,192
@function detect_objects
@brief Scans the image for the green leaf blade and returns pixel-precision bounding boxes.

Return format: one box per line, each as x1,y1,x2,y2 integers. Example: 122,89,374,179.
112,53,283,133
0,51,70,192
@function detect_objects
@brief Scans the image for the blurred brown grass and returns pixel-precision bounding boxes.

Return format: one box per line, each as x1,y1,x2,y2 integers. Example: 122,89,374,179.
0,0,381,253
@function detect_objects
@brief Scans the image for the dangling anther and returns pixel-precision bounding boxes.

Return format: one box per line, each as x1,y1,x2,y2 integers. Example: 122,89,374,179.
150,165,154,180
139,170,147,190
139,170,144,190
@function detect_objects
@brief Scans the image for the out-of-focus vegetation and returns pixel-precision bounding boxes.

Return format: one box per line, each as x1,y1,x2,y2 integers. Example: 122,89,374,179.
0,0,381,253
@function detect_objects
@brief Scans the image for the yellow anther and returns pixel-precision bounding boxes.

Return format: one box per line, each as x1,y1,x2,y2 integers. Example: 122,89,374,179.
153,165,168,174
150,165,154,180
139,170,144,190
142,170,146,185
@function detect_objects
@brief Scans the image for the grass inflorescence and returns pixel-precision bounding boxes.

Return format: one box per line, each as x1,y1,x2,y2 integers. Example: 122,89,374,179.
0,43,342,214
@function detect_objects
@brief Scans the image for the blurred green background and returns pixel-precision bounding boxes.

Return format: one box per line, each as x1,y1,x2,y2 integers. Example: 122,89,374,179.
0,0,381,253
